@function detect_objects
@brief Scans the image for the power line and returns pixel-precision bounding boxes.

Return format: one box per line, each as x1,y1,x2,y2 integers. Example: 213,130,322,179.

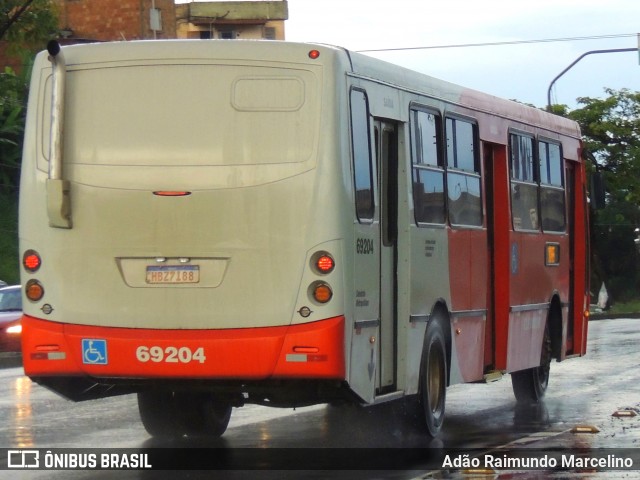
356,33,637,53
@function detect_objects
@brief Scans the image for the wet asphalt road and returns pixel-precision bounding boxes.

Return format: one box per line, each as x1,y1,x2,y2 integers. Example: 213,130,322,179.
1,318,640,479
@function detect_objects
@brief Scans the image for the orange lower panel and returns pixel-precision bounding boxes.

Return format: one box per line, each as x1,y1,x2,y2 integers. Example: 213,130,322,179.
21,315,345,380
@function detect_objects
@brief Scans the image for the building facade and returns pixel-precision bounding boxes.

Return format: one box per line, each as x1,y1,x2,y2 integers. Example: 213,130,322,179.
54,0,177,42
176,2,288,41
1,1,288,73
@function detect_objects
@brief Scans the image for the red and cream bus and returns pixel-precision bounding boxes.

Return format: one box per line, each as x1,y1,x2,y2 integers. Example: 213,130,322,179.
19,40,589,438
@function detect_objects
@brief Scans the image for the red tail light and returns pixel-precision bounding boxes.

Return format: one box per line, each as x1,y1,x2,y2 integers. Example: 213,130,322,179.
23,250,42,272
316,255,334,274
313,252,335,274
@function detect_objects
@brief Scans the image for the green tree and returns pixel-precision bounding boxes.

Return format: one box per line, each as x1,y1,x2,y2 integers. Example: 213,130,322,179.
1,0,58,54
0,65,23,284
0,65,28,189
0,1,58,283
1,0,58,189
568,88,640,303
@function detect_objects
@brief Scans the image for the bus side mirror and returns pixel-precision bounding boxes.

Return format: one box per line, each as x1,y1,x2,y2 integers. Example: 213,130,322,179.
590,171,605,210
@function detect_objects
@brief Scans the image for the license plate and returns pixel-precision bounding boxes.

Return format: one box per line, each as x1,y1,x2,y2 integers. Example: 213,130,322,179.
146,265,200,284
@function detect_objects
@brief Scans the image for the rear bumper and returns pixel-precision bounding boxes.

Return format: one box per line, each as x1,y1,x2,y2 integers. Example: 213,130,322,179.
21,315,345,381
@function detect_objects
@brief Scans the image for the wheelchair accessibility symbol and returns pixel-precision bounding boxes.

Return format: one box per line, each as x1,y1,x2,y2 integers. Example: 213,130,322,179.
82,339,108,365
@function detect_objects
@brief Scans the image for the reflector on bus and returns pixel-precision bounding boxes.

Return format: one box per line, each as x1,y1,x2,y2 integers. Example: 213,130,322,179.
153,191,192,197
545,243,560,266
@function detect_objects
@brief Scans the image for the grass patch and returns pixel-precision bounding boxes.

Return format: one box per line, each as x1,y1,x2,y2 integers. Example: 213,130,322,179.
608,300,640,316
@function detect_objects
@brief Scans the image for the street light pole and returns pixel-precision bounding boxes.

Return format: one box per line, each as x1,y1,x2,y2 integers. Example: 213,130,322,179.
546,47,637,111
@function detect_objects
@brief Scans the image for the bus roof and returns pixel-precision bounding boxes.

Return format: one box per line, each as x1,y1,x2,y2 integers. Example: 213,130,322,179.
44,39,581,141
345,48,582,140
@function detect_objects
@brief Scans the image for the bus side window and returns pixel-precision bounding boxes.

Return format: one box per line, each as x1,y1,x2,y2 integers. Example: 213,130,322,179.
510,133,538,231
445,117,482,227
350,89,375,222
539,141,566,232
410,108,445,225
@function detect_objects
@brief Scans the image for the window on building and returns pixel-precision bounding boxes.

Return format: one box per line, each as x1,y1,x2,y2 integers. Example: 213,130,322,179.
411,108,445,225
264,27,276,40
446,117,482,226
539,140,566,232
350,89,374,222
219,30,237,39
510,133,538,231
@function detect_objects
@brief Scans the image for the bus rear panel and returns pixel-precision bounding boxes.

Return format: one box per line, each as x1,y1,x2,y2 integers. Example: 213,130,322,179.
20,41,350,406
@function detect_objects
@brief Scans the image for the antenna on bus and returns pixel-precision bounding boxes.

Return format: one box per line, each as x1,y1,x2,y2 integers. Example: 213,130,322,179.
46,40,72,229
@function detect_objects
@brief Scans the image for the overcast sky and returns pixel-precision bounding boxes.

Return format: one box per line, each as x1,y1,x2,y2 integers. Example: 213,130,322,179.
181,0,640,109
286,0,640,109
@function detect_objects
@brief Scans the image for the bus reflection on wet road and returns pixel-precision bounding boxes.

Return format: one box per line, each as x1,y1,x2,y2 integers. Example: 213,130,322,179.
1,318,640,478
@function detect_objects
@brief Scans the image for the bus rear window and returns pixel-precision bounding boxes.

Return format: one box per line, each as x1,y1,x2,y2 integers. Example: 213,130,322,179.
41,64,319,167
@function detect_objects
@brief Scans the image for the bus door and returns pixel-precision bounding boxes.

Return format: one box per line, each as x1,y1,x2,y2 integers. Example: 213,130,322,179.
350,89,380,403
348,89,398,402
482,143,496,369
375,120,398,393
568,158,589,356
484,142,511,371
565,162,577,351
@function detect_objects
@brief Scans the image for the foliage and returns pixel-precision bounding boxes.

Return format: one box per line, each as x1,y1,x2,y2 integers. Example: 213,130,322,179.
567,89,640,303
571,89,640,204
0,190,18,284
1,0,59,55
0,1,58,284
0,67,24,285
0,65,27,189
1,0,58,190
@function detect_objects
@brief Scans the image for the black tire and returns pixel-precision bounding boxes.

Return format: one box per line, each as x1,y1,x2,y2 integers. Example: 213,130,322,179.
419,319,447,437
137,391,182,438
511,324,551,403
138,391,232,438
178,393,232,438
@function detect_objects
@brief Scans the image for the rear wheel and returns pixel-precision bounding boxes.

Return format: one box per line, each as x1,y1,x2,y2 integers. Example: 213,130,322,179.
138,391,232,438
419,319,447,437
179,393,232,437
511,324,551,403
137,391,181,437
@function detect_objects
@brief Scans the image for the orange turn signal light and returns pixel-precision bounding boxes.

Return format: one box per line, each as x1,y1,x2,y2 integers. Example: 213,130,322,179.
312,282,333,304
545,243,560,266
25,280,45,302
